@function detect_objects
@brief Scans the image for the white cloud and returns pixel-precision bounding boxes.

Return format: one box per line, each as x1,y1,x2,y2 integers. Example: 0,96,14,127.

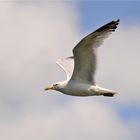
0,1,139,140
0,100,135,140
0,2,78,98
0,0,79,125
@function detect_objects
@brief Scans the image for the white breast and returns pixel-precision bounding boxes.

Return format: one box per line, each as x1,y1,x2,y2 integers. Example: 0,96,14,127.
61,80,93,96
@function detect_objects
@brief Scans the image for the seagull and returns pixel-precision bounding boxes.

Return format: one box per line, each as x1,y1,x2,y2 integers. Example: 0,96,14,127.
45,19,120,97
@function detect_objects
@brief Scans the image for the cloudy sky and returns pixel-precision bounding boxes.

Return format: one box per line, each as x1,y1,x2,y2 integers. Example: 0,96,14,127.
0,1,140,140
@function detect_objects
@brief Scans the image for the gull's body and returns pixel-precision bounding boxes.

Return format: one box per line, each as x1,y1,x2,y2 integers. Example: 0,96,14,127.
45,19,120,97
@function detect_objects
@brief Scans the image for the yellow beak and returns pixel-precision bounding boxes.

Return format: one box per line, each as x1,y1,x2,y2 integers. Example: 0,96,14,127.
44,85,53,91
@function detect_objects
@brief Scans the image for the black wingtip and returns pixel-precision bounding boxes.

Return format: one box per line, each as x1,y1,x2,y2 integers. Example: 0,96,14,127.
109,18,120,32
113,19,120,26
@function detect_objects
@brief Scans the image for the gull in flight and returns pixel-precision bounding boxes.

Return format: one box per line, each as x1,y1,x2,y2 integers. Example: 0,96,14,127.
45,19,120,97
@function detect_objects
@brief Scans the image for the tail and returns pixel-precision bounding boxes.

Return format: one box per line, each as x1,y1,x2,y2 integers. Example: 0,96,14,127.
93,86,119,97
102,92,119,97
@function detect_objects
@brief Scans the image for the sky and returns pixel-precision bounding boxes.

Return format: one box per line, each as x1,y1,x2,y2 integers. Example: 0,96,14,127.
0,1,140,140
77,1,140,31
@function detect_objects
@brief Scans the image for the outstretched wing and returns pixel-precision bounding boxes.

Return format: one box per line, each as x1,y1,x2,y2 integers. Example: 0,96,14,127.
71,19,120,84
56,56,74,80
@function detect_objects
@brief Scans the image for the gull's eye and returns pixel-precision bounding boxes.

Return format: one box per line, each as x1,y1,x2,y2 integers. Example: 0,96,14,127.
53,84,58,86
